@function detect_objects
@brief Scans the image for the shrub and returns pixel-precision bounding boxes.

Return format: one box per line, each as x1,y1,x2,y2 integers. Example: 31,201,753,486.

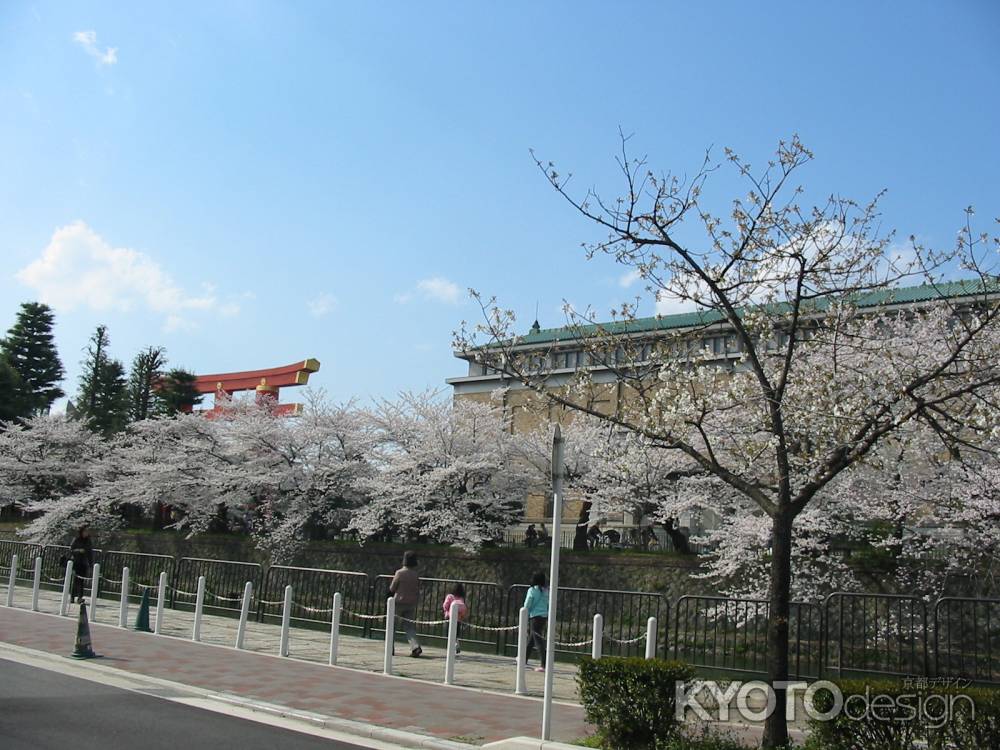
654,727,747,750
576,656,695,749
933,684,1000,750
805,679,1000,750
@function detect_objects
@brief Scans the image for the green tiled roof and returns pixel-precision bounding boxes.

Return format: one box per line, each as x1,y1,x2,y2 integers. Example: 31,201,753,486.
516,278,999,346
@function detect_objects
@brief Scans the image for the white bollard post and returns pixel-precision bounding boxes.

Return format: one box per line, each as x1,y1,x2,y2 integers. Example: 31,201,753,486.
515,606,528,695
328,592,342,666
235,581,253,649
645,616,657,659
31,556,41,612
383,597,395,675
154,571,167,635
5,554,17,607
119,567,130,627
592,613,603,660
192,575,206,642
444,600,460,685
59,559,73,616
279,584,292,656
89,563,101,621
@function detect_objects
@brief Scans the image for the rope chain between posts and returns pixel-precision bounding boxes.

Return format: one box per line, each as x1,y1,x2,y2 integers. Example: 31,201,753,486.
256,597,286,607
342,609,386,621
397,616,451,626
167,584,200,597
606,632,648,645
554,638,595,647
464,621,521,633
205,589,245,603
292,600,336,614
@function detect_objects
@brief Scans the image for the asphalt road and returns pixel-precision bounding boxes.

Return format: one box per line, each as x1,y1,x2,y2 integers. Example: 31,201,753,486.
0,660,368,750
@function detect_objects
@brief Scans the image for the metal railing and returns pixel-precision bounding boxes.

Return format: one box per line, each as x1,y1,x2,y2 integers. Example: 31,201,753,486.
823,592,929,679
4,541,1000,683
38,544,102,589
260,565,370,635
933,597,1000,685
0,540,42,582
100,550,175,602
173,557,262,615
506,584,663,659
672,595,823,680
370,574,509,652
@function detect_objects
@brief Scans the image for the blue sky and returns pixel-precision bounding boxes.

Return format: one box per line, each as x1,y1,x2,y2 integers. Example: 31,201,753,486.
1,2,998,406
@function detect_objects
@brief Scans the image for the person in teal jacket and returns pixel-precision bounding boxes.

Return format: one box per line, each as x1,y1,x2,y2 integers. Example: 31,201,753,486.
523,572,549,671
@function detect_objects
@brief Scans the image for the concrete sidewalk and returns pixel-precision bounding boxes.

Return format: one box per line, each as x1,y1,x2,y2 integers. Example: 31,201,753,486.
0,604,591,747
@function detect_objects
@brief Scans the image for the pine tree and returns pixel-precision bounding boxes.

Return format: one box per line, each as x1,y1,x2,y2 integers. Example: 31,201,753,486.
0,302,65,415
127,346,167,422
0,359,26,421
92,359,129,435
155,368,203,415
76,325,128,435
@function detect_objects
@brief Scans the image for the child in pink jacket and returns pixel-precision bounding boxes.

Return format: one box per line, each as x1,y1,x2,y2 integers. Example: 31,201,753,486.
442,583,468,654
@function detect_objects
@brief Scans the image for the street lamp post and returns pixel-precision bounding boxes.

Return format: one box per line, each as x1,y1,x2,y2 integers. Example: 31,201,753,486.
541,424,565,741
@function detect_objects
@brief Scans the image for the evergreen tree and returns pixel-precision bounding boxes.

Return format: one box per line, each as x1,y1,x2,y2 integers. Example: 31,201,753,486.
0,302,65,415
76,325,129,435
155,368,203,415
0,359,26,421
127,346,167,422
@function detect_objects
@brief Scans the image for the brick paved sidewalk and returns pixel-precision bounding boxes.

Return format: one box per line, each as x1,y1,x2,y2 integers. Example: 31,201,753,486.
0,605,591,745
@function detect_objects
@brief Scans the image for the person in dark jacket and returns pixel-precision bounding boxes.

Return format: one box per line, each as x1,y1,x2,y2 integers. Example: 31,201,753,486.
70,525,94,603
388,550,422,657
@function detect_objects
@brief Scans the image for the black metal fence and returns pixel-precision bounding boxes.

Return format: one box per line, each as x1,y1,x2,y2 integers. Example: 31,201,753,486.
370,574,508,652
173,557,262,615
934,597,1000,684
37,544,103,591
0,539,42,582
260,565,370,635
505,584,664,659
672,595,823,680
100,551,175,603
3,541,1000,682
824,593,929,679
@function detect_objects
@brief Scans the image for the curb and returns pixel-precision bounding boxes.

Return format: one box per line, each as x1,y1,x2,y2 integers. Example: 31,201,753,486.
212,693,472,750
483,737,580,750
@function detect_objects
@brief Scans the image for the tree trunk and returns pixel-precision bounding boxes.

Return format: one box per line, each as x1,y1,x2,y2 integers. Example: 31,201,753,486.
572,500,592,551
762,507,794,748
659,518,694,555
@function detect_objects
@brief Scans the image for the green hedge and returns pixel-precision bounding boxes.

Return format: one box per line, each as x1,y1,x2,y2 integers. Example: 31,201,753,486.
805,679,1000,750
577,656,695,749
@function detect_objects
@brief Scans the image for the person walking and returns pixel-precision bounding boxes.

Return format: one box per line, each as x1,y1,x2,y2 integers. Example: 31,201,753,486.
389,550,423,657
442,582,468,654
69,525,94,604
522,572,549,672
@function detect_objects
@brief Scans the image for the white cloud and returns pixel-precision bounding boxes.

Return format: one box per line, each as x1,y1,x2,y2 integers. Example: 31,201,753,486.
417,277,461,304
396,276,462,305
73,30,118,66
655,291,700,316
16,221,240,331
619,269,642,288
307,293,337,317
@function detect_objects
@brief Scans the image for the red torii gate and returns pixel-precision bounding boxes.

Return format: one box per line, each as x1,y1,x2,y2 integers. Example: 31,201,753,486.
186,358,321,417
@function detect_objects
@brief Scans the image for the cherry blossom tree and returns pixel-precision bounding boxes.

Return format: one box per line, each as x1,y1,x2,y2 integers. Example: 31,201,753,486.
0,414,116,539
350,390,526,551
91,392,375,561
456,136,1000,746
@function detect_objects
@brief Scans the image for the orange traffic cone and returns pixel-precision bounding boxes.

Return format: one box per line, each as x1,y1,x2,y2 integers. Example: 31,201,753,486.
71,601,98,659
